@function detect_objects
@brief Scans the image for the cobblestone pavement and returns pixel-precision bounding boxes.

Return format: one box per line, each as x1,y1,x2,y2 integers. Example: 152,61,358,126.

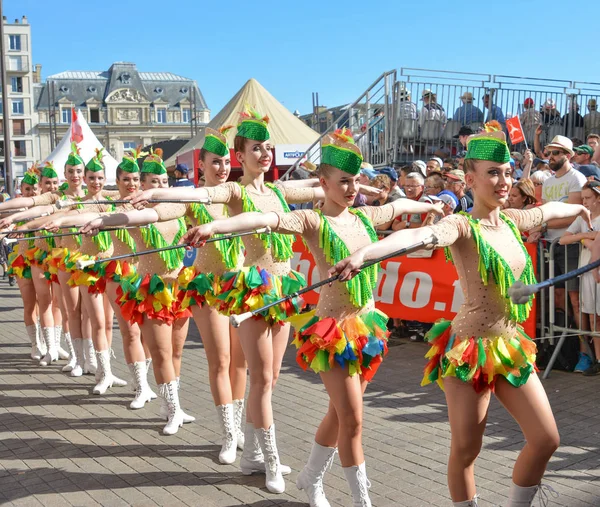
0,281,599,507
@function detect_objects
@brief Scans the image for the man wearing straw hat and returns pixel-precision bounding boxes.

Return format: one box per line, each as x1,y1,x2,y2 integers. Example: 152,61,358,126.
453,91,483,125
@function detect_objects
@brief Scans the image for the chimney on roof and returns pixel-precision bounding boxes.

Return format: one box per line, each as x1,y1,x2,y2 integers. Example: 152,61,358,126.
33,64,42,84
22,16,28,24
14,18,19,23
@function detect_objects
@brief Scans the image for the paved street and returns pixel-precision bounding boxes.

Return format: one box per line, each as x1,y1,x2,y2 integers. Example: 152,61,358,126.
0,280,599,507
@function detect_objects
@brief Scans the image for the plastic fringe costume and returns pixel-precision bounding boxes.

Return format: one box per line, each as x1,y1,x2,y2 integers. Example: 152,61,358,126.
288,309,389,381
239,182,293,262
8,243,32,279
216,266,306,325
422,212,538,392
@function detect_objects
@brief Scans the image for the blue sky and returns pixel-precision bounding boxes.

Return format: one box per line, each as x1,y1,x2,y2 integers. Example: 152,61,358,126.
9,0,594,117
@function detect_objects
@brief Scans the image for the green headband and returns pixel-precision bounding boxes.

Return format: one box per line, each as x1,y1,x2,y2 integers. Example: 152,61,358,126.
237,106,270,142
66,141,84,167
41,162,58,179
321,129,363,175
465,133,510,164
141,150,166,175
85,148,105,173
203,127,231,157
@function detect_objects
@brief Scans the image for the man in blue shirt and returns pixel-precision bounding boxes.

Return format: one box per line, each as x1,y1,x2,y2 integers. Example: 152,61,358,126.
172,164,195,187
483,94,505,126
453,92,484,125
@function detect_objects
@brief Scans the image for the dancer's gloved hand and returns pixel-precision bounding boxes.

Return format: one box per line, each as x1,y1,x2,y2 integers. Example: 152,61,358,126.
328,249,366,283
180,223,214,248
128,189,157,210
80,217,104,236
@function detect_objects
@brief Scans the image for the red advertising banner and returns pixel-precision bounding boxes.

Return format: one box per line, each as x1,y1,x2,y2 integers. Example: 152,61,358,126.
291,240,538,337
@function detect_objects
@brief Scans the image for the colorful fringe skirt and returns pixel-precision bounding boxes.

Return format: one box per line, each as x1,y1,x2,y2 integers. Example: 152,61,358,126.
8,244,31,280
288,309,389,381
117,271,192,325
177,266,219,310
98,259,134,285
24,247,57,284
216,266,306,325
65,252,106,294
421,319,538,393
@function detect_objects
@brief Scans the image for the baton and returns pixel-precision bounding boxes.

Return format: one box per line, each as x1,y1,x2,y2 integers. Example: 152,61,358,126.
11,225,146,242
76,227,271,270
56,197,212,209
0,208,28,214
230,235,439,328
509,258,600,304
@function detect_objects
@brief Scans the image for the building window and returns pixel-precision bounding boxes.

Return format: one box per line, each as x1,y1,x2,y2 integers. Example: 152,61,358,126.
156,108,167,124
0,101,3,115
0,141,3,156
61,108,72,124
123,141,136,151
14,140,27,157
182,108,190,123
89,108,100,123
12,120,25,136
12,99,24,115
9,35,21,51
8,56,22,71
11,77,23,93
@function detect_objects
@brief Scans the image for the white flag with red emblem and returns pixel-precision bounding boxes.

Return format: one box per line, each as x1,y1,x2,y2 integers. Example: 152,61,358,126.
70,108,83,144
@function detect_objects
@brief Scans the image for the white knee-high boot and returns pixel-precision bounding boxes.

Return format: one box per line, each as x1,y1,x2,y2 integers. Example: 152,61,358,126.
506,483,557,506
233,399,245,450
61,331,76,372
343,462,372,507
93,350,127,395
215,404,237,464
159,376,194,423
26,324,42,360
128,361,155,409
453,496,478,507
240,422,292,476
54,325,70,360
159,380,184,435
83,338,97,374
255,424,285,494
39,327,58,366
296,442,337,507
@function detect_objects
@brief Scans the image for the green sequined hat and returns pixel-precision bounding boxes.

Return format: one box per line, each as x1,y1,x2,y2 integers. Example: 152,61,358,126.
118,146,144,173
66,142,85,166
203,126,233,157
465,122,510,164
236,106,270,142
41,161,59,179
22,163,40,186
141,148,166,175
85,148,105,172
321,128,363,175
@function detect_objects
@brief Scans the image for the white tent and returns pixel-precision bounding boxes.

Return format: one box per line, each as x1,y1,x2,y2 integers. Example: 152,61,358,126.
165,78,319,168
42,109,119,184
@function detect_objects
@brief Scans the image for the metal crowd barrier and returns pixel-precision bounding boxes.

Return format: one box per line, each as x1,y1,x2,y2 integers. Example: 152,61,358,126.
537,239,598,378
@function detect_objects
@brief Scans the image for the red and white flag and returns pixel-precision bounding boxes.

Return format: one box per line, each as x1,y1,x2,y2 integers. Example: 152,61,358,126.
70,108,83,144
506,115,525,145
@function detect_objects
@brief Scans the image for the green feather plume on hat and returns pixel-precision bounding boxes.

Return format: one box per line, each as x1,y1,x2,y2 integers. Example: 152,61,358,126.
85,148,105,172
236,105,270,142
66,142,84,166
118,145,146,173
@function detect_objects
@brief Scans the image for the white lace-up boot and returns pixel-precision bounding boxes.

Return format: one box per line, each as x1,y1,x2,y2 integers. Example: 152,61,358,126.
39,327,58,366
54,325,70,360
128,361,155,409
453,496,479,507
343,462,372,507
506,483,558,507
26,324,43,360
296,442,337,507
240,422,292,476
255,424,285,494
159,380,184,435
233,399,245,450
70,338,85,377
61,332,76,372
92,350,128,395
83,338,97,375
216,404,237,464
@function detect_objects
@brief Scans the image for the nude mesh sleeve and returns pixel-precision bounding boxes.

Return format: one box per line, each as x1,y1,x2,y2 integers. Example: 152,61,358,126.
272,210,318,235
360,204,396,227
153,203,187,221
280,187,317,205
426,214,471,247
32,193,59,206
206,182,240,204
503,207,544,232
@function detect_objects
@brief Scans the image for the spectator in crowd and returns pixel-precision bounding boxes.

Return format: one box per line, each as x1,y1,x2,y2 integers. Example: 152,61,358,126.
397,89,418,120
398,165,414,190
530,170,551,204
577,164,600,182
392,172,434,230
172,164,195,187
453,91,484,125
584,99,600,139
358,164,378,186
510,157,523,180
572,145,594,167
426,157,444,176
444,169,472,212
453,125,474,153
587,132,600,150
424,174,445,196
540,98,561,125
411,160,427,179
442,158,456,172
520,97,541,133
369,108,385,155
507,179,537,209
528,135,587,370
419,89,447,130
483,93,505,125
562,99,584,136
378,167,405,201
365,174,392,207
533,157,550,172
559,180,600,375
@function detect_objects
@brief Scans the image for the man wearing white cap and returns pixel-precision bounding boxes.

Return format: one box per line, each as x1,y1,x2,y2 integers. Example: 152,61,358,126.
529,135,589,370
453,91,483,125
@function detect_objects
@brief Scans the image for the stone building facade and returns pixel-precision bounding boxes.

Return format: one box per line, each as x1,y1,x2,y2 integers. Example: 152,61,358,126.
34,62,210,162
